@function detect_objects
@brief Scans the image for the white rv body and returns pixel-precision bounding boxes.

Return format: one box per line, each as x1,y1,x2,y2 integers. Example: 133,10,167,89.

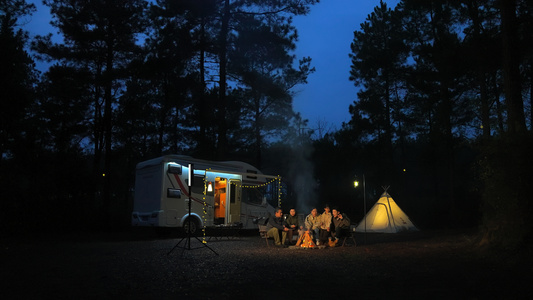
131,155,276,231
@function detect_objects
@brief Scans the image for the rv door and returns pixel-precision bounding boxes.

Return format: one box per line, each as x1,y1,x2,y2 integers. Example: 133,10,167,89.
228,179,241,224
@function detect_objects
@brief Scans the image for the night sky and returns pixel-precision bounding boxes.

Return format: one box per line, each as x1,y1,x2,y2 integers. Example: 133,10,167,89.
24,0,401,131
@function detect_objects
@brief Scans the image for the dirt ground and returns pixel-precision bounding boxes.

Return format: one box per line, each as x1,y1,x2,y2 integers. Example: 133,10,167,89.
1,228,532,299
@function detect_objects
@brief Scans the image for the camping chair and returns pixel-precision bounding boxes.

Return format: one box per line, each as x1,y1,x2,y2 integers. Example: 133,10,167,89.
340,225,357,247
254,214,271,247
258,224,270,247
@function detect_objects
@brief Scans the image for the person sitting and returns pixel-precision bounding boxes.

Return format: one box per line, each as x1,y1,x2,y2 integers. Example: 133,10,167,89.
330,208,351,246
284,208,303,245
266,208,289,247
318,204,332,246
304,208,321,243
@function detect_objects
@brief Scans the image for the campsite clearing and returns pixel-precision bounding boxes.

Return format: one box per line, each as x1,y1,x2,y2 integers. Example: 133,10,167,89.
1,228,531,299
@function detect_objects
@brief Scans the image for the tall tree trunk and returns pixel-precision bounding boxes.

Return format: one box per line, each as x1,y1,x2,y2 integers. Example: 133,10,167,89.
499,0,527,134
467,1,491,138
491,76,506,133
439,77,455,222
254,94,262,169
383,75,394,184
171,79,181,154
198,15,208,157
445,101,454,218
216,0,230,160
102,44,114,225
93,73,103,206
480,73,491,138
158,77,167,155
530,60,533,129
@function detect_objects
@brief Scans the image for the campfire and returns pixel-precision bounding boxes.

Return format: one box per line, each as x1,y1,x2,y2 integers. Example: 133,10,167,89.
295,231,316,248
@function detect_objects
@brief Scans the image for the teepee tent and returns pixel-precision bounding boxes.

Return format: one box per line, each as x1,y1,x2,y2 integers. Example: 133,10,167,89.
356,191,418,233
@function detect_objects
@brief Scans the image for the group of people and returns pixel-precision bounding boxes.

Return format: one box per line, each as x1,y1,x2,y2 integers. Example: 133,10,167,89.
266,205,351,248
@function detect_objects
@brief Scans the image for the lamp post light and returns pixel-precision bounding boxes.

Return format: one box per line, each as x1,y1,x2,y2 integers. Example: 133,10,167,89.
354,174,366,244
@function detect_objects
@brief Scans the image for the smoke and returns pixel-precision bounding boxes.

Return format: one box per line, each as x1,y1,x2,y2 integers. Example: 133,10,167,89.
287,142,317,216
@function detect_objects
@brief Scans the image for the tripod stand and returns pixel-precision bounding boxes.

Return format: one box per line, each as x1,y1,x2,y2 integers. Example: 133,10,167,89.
167,164,218,256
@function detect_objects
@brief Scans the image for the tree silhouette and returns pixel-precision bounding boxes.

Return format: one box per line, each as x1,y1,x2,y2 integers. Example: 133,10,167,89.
33,0,148,223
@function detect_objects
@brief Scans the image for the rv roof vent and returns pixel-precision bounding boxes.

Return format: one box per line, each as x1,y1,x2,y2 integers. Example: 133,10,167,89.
246,169,257,179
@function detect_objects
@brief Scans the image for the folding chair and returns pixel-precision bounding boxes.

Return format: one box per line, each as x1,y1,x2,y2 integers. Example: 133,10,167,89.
341,225,357,247
258,224,270,247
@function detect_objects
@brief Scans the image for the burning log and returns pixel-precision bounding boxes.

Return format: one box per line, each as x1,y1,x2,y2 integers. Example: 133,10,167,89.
296,231,316,248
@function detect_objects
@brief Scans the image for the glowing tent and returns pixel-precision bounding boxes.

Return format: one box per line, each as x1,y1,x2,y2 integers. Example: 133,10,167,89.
355,191,418,233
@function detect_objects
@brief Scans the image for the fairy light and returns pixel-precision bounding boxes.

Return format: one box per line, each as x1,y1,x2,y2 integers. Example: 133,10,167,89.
277,175,282,208
230,176,283,208
231,177,279,188
201,170,209,243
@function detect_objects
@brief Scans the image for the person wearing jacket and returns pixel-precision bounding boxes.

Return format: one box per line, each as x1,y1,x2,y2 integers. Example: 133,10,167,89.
330,208,351,246
267,208,289,247
304,208,321,243
318,205,332,245
284,208,303,245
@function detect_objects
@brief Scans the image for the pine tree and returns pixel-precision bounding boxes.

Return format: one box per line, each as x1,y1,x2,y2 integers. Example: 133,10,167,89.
349,1,409,183
0,0,37,159
33,0,148,223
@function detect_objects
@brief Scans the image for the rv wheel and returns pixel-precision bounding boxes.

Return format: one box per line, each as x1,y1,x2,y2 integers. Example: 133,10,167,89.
183,218,200,235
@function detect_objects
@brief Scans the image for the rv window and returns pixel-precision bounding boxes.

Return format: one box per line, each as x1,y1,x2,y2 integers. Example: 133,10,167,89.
242,187,266,205
230,184,236,203
191,175,206,194
167,164,182,174
167,188,181,198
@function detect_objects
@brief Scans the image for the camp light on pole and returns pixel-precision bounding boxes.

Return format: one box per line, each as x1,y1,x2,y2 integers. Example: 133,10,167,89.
354,174,366,244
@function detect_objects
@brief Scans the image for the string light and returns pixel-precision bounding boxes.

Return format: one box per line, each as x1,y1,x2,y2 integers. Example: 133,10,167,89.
195,168,282,243
277,176,282,208
230,176,283,208
201,171,209,244
231,177,279,189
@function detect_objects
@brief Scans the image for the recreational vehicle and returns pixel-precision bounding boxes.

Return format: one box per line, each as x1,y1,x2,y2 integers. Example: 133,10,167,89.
131,155,277,233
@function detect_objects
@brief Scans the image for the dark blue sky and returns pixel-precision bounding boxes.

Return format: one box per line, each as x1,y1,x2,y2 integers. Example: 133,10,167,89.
292,0,400,133
24,0,400,133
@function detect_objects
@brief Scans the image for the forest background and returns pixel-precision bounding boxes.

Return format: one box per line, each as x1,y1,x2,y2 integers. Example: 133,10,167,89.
1,0,532,251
